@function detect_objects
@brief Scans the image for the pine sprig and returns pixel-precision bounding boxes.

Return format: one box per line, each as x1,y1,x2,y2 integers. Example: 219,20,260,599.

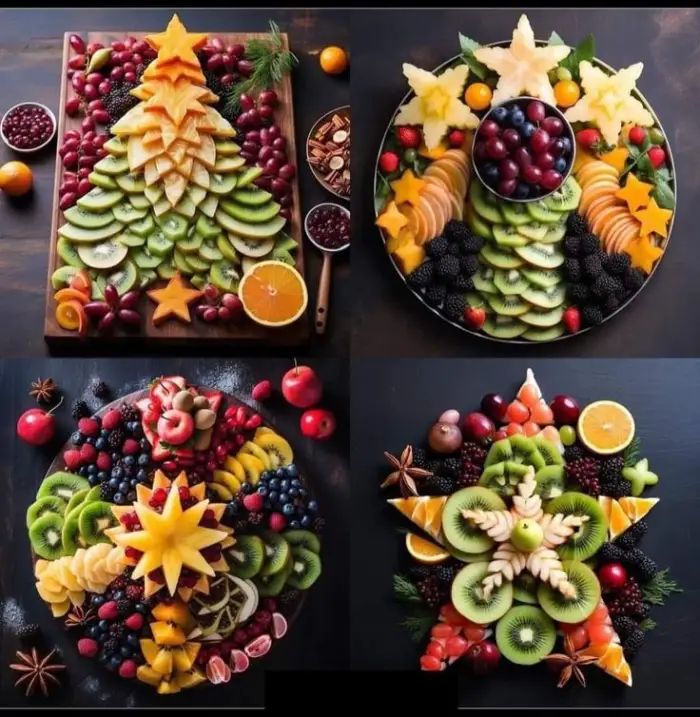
623,435,641,467
641,568,682,606
393,573,422,603
400,609,436,643
223,20,298,115
639,617,657,632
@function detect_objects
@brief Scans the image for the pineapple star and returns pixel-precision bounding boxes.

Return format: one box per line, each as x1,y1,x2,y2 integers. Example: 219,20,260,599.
144,79,210,126
564,61,654,146
146,14,207,69
624,235,664,274
462,468,588,599
632,197,673,239
473,14,571,106
394,63,478,150
113,481,227,596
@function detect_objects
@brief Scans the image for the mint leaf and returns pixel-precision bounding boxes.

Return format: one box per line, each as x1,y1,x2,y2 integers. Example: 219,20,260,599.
548,31,566,46
458,33,488,80
653,178,676,210
560,33,596,81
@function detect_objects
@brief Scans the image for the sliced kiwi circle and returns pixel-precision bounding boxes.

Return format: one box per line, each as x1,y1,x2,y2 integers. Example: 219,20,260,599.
545,492,607,561
451,561,513,623
29,512,65,560
495,605,557,665
26,496,66,529
534,465,567,499
442,486,506,554
537,560,601,624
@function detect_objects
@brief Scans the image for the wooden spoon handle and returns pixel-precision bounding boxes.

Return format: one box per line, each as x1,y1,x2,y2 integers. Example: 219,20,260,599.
315,253,333,334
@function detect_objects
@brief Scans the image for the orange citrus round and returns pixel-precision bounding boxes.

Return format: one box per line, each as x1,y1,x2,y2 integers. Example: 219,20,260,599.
405,532,449,564
238,260,308,327
577,400,635,455
55,299,84,331
464,82,493,111
0,160,33,196
319,46,348,75
553,80,581,108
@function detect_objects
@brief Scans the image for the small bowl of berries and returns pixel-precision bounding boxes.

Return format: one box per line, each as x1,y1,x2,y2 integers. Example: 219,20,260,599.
1,102,57,153
471,97,575,202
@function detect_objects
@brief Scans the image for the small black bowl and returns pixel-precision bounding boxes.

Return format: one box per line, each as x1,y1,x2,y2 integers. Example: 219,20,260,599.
471,96,575,203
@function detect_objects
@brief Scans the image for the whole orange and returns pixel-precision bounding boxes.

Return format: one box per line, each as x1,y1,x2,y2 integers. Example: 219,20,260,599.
0,160,33,196
319,46,348,75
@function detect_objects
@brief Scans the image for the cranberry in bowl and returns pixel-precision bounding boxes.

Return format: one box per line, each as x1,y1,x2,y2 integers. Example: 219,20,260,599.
472,97,575,202
1,102,56,153
304,202,350,252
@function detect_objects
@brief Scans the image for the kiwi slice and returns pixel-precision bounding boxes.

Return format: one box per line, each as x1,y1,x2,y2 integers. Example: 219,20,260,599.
521,285,565,310
496,606,557,665
130,215,156,238
132,248,162,270
61,509,87,554
533,437,564,466
115,173,146,194
113,200,148,224
63,205,115,230
286,546,322,590
534,465,567,499
478,461,530,497
493,269,529,296
444,535,493,563
466,205,494,240
77,187,124,212
78,501,115,545
538,560,601,623
156,212,189,242
522,325,565,342
545,493,607,561
256,556,293,597
538,222,567,244
515,243,565,269
500,201,531,226
51,264,80,289
472,266,497,294
77,240,128,269
492,224,528,248
526,199,564,224
484,438,514,468
512,573,539,605
37,472,89,503
26,496,66,529
227,535,265,579
283,529,321,554
520,306,564,328
130,194,150,210
486,294,530,317
516,222,548,241
116,232,146,248
65,488,90,516
259,531,291,577
209,260,240,292
520,267,562,290
481,244,524,270
147,229,175,257
442,487,506,554
29,513,64,559
470,180,503,224
451,562,513,623
482,316,527,339
509,435,546,470
106,260,138,294
544,176,582,212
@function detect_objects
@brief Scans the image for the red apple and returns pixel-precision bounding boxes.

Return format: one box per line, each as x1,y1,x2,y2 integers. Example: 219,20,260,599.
300,408,335,440
549,395,580,425
281,364,322,408
157,409,194,445
16,398,63,445
462,412,495,444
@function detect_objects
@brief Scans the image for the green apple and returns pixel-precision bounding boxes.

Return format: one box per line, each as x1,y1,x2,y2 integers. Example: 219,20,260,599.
510,518,544,552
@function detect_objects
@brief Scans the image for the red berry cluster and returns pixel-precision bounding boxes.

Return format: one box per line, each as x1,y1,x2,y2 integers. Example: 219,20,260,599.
194,284,244,324
58,128,110,209
198,38,251,87
1,104,54,150
605,576,645,618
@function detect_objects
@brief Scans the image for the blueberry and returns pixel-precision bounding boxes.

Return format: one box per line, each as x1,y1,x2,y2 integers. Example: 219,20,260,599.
91,594,105,606
268,490,279,504
86,436,96,446
269,478,280,490
492,106,508,123
111,466,123,480
257,485,268,496
307,500,319,513
88,624,100,638
111,452,121,462
95,439,106,451
138,454,149,466
560,137,572,154
78,466,89,477
121,646,131,658
97,471,109,481
113,492,124,504
71,431,84,445
276,468,285,478
108,656,122,671
87,464,97,474
226,501,239,516
98,651,108,663
553,157,567,173
289,488,300,498
112,590,124,600
127,491,136,502
127,633,139,647
241,482,253,494
290,520,301,529
118,481,129,494
99,619,110,632
514,182,530,200
136,469,147,481
300,515,312,528
291,477,301,487
481,161,499,186
129,477,138,486
108,478,119,489
136,602,148,614
140,438,149,449
280,479,290,492
279,493,289,505
510,109,525,127
282,503,295,516
88,474,99,486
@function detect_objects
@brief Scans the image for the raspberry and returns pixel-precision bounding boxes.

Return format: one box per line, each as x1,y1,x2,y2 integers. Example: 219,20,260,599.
102,409,122,431
98,601,119,621
78,417,99,436
64,449,82,471
96,452,112,471
125,584,143,601
122,438,140,455
78,638,99,658
119,659,137,679
268,512,287,532
243,493,264,512
79,443,97,464
125,613,144,631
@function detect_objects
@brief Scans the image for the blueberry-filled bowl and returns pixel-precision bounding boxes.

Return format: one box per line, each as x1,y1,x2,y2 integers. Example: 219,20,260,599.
471,97,575,203
0,101,56,153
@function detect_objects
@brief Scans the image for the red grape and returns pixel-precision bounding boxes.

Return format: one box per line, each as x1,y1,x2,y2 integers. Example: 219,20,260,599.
207,53,223,71
522,164,542,184
267,125,281,140
122,62,136,74
535,152,554,170
61,178,79,194
71,73,86,93
263,158,280,175
486,137,507,160
272,150,286,163
497,178,517,197
541,116,563,137
230,43,245,59
98,81,112,97
501,127,521,149
541,169,562,191
81,116,95,132
65,98,81,117
131,53,143,65
258,146,274,162
272,137,286,151
271,177,289,196
68,54,86,70
513,146,532,167
93,109,110,125
245,130,260,144
83,84,99,101
499,158,519,180
83,130,96,142
110,66,124,81
220,74,236,87
479,119,500,138
259,104,274,120
111,40,125,52
59,192,77,211
77,178,91,195
530,128,550,153
238,60,254,77
278,164,295,181
474,141,488,161
526,100,545,122
240,94,255,111
124,71,136,83
63,151,79,169
69,34,86,54
86,41,103,54
259,90,278,106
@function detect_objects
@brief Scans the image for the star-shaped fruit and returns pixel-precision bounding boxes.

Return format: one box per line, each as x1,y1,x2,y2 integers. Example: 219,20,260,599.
473,14,571,106
632,197,672,239
394,63,478,150
107,471,229,597
390,169,426,207
144,79,212,126
616,173,653,212
564,61,654,146
462,468,588,598
147,273,203,326
624,235,664,274
376,200,408,239
145,14,207,69
622,458,659,497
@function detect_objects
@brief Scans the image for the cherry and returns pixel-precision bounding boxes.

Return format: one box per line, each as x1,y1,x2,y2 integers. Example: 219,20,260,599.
462,412,495,444
480,393,507,422
598,562,628,590
549,395,580,425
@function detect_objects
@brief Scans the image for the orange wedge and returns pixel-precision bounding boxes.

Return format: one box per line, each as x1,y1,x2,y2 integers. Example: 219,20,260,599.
577,400,635,455
238,260,307,327
405,532,449,564
56,299,86,333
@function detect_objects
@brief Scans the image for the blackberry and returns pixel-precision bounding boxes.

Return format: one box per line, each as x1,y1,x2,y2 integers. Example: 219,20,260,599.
119,403,140,423
565,457,601,496
462,442,487,467
442,457,460,478
612,615,638,641
103,637,120,656
103,82,139,120
449,273,474,292
581,305,604,327
312,516,326,533
424,474,454,495
568,282,590,304
109,623,126,639
117,599,132,616
407,261,434,289
566,213,587,237
278,589,301,616
603,252,631,276
427,459,443,476
563,235,581,257
412,447,428,469
599,455,624,484
248,511,264,526
233,518,250,534
457,461,481,488
417,576,441,608
443,293,466,321
591,273,622,298
564,444,586,463
604,477,633,499
615,519,647,550
623,548,658,583
100,484,115,501
444,220,479,249
436,254,460,281
108,428,126,451
91,379,110,399
447,241,461,256
564,258,582,282
624,268,644,292
17,623,41,643
435,563,458,585
426,235,449,258
605,577,644,618
459,254,480,276
622,628,645,657
603,294,621,315
579,233,600,256
110,574,129,591
424,284,447,307
598,542,625,563
72,399,91,420
582,252,603,278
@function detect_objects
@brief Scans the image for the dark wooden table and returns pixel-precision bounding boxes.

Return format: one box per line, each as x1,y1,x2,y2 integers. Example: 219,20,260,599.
0,357,349,707
0,8,350,357
352,8,700,357
350,358,700,707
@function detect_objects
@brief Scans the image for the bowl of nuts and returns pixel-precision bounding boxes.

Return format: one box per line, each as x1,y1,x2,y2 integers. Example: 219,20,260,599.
306,105,350,201
1,102,56,153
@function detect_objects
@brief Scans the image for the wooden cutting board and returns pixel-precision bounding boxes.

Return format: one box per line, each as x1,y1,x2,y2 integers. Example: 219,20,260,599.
44,30,309,346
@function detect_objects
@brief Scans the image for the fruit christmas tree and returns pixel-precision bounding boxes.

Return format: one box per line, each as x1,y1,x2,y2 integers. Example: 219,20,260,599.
375,14,675,342
383,368,680,688
26,376,322,694
52,15,307,336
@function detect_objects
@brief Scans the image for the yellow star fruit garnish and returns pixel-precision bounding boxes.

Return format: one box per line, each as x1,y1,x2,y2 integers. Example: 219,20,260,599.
473,14,571,106
394,64,478,150
624,235,664,275
390,169,425,207
564,61,654,146
376,200,408,239
145,14,207,69
631,197,672,239
616,173,653,212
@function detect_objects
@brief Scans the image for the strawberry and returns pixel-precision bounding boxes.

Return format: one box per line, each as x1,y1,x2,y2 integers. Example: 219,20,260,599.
463,306,486,330
396,126,422,149
378,150,400,174
78,417,99,437
628,126,646,146
648,146,666,168
563,306,581,334
576,128,602,150
64,448,82,471
448,129,466,148
101,409,122,431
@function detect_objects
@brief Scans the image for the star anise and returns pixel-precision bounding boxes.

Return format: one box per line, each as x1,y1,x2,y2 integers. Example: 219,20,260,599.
9,647,65,697
380,445,432,497
64,604,96,630
29,378,57,404
542,636,599,688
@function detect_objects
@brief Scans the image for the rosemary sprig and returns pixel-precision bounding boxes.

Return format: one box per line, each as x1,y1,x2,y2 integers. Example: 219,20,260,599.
639,617,657,632
393,573,422,603
400,609,436,643
641,569,682,606
223,20,298,115
623,435,641,467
